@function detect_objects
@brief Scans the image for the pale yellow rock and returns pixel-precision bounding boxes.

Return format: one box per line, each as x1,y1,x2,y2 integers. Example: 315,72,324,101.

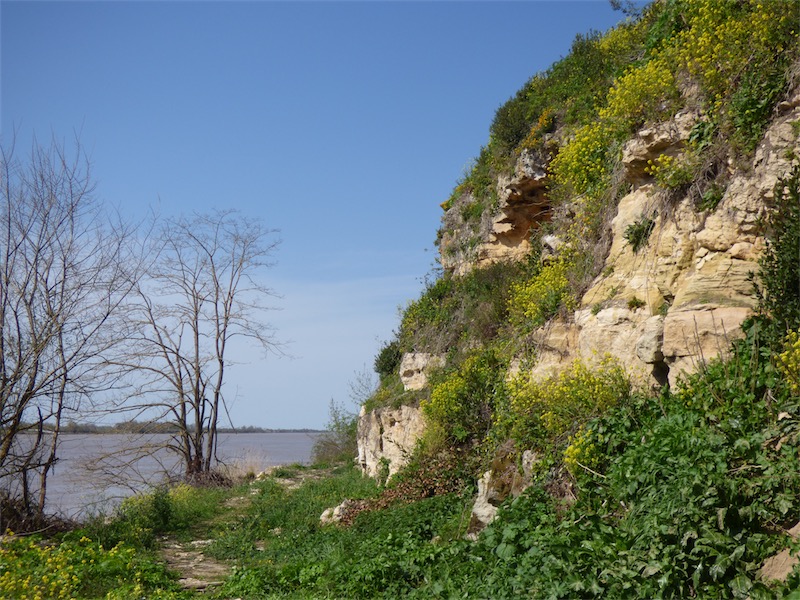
475,149,551,270
467,471,498,536
398,352,444,391
575,307,656,386
661,306,751,385
635,316,665,364
357,404,426,480
441,149,552,275
528,319,580,382
621,110,698,185
573,101,800,386
671,253,757,309
759,522,800,583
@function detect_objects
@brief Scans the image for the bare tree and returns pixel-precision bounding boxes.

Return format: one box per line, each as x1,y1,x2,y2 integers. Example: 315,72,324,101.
0,137,136,527
118,210,280,479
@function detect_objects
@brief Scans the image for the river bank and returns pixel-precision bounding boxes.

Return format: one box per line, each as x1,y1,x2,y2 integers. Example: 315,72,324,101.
47,432,321,518
0,463,383,599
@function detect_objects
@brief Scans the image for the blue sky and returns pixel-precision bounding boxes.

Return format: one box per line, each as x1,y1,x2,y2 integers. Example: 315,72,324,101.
2,1,629,429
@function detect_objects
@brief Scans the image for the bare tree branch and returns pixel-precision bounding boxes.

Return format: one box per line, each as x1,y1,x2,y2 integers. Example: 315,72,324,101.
114,210,281,479
0,135,139,527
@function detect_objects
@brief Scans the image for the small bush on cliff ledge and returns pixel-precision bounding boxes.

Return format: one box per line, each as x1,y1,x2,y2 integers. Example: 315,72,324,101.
756,165,800,342
374,339,402,380
494,356,630,452
422,349,507,446
623,214,656,253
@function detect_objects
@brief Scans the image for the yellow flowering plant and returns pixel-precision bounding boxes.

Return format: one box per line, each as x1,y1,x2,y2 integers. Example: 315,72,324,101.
508,255,578,331
777,331,800,396
563,426,600,477
494,356,630,451
0,533,183,599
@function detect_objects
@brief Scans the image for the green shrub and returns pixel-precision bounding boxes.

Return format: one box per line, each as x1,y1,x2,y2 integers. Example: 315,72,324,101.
623,214,656,253
460,198,485,222
399,275,455,347
84,484,227,551
756,165,800,341
375,447,476,508
627,296,645,310
490,85,534,157
699,183,724,211
312,399,359,465
422,349,507,446
374,339,402,379
689,118,717,152
729,62,788,154
443,146,495,212
672,319,780,440
496,356,630,451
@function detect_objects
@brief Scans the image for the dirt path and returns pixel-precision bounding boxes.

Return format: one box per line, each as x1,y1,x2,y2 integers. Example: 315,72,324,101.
161,538,231,592
160,466,335,594
160,489,256,594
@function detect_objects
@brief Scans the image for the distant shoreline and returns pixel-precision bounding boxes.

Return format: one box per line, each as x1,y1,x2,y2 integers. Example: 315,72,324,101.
46,421,324,435
57,429,324,434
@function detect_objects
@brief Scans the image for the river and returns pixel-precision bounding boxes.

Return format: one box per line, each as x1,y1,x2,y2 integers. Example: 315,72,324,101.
45,432,322,519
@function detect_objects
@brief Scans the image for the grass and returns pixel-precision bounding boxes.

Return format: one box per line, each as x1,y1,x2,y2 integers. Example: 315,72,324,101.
0,481,243,599
209,465,473,599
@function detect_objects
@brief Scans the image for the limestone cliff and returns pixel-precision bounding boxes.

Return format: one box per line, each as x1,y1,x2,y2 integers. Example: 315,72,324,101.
356,404,425,481
529,92,800,388
357,90,800,482
439,147,552,276
356,0,800,490
342,5,800,593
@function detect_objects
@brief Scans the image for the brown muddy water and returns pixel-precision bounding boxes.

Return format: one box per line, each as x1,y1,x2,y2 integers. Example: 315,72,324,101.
45,432,322,519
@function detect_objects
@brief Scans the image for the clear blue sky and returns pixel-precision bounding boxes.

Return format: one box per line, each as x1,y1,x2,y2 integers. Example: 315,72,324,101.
2,1,630,429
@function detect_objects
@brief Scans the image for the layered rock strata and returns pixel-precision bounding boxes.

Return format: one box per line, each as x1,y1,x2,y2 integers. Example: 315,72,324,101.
533,94,800,387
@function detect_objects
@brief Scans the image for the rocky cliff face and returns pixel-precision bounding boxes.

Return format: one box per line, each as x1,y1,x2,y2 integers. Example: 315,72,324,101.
531,92,800,388
357,89,800,487
439,148,552,275
356,404,425,480
464,93,800,531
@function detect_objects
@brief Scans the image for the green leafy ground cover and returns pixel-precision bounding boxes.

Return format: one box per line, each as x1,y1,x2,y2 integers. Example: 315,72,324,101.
0,483,232,599
5,332,800,598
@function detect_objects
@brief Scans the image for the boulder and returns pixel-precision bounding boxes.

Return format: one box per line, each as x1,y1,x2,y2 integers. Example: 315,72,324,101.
467,441,538,534
320,499,354,526
357,404,426,480
399,352,444,391
661,306,751,385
